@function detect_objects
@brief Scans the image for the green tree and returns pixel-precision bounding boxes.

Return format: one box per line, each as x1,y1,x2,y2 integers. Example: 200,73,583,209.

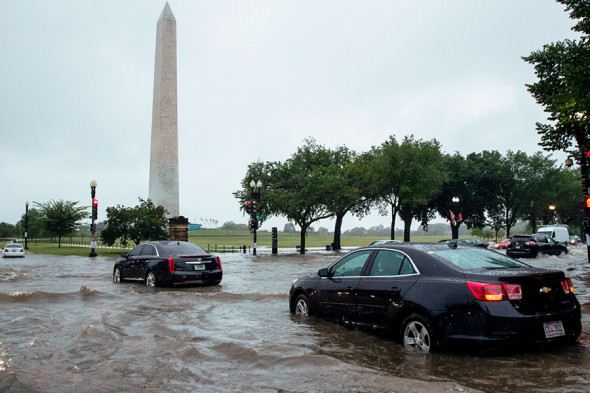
371,135,446,241
322,146,372,250
435,152,494,240
35,200,87,247
235,139,336,254
523,0,590,198
393,137,447,242
17,208,46,239
101,198,168,247
0,222,15,238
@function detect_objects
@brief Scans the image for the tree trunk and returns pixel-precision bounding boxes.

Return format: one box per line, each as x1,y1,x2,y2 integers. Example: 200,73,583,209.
58,235,61,248
403,218,412,242
451,224,459,240
390,205,397,240
332,213,344,250
505,211,512,238
299,227,307,255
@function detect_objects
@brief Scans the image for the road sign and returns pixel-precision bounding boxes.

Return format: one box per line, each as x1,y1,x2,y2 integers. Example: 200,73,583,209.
91,234,98,242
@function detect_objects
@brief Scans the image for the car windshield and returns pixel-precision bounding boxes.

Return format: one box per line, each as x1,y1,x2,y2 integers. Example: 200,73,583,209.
433,248,527,270
164,242,208,256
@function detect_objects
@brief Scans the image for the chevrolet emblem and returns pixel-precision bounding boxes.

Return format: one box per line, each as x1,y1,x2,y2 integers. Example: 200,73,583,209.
540,287,552,294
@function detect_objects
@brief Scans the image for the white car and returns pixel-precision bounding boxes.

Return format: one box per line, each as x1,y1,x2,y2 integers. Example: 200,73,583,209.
3,243,25,258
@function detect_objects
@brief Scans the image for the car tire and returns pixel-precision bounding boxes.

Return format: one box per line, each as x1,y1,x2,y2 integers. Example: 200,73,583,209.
113,268,123,283
293,294,313,316
146,271,156,287
400,313,436,352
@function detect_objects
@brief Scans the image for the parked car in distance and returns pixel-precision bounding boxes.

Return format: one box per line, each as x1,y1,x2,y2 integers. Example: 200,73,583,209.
461,238,489,248
369,240,402,245
438,239,468,246
113,241,222,287
569,235,582,245
3,243,25,258
537,225,570,244
506,234,568,258
495,238,511,249
289,243,581,353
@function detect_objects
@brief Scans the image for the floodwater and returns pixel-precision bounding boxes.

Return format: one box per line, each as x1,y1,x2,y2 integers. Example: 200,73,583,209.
1,245,589,393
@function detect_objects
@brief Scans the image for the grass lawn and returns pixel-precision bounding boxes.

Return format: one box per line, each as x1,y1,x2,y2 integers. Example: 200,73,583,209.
15,232,449,257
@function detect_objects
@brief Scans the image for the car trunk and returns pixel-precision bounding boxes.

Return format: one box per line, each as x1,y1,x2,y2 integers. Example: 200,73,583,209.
467,269,574,315
174,254,219,272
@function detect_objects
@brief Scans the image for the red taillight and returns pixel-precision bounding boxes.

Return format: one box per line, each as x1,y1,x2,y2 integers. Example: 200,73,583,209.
524,241,535,246
561,278,574,294
217,256,222,271
3,249,7,252
466,282,522,301
168,257,175,273
20,249,24,252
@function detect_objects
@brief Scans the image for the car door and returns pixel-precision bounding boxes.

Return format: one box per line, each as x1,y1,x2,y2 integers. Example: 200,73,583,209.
124,245,145,280
314,249,373,321
136,244,158,279
355,249,420,328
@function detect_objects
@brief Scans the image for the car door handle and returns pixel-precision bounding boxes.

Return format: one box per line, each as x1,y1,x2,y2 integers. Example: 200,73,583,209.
391,286,401,293
346,286,354,291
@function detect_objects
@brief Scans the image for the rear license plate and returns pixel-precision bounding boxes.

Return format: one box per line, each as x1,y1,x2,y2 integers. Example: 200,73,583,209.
515,246,521,249
543,321,565,338
194,264,205,271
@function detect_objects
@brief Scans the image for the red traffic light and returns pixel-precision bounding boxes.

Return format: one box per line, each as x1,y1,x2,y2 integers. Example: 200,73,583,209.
93,199,98,206
586,196,590,209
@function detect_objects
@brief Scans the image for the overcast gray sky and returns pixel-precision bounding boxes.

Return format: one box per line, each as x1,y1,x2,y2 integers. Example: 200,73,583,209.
0,0,581,232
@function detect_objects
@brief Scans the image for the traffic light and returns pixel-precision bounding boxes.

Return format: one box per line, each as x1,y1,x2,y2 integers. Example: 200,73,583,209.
245,200,253,215
92,199,98,220
585,196,590,210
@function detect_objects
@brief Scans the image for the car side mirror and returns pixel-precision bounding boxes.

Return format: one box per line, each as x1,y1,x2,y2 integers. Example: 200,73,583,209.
121,252,129,258
318,268,329,278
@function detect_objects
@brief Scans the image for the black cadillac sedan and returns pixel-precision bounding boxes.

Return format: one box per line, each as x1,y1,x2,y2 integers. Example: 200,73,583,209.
113,241,222,287
289,243,581,352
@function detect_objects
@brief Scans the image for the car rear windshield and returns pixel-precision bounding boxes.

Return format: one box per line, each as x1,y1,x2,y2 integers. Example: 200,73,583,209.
163,242,208,256
6,244,22,248
433,248,528,270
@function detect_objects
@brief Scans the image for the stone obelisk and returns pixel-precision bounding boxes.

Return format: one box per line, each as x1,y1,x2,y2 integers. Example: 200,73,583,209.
149,2,179,217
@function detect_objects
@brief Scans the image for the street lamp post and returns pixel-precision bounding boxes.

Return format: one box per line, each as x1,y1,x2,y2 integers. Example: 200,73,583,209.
89,180,97,257
451,196,460,240
549,204,556,224
250,180,262,256
25,201,29,250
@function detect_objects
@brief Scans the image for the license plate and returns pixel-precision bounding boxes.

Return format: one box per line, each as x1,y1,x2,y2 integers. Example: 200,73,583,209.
194,264,205,271
515,246,521,249
543,321,565,338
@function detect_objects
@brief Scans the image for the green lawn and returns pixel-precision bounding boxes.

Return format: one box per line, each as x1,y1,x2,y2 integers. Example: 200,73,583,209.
15,231,450,257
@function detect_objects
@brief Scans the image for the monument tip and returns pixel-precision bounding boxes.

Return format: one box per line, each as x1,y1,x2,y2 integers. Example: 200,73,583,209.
159,2,176,22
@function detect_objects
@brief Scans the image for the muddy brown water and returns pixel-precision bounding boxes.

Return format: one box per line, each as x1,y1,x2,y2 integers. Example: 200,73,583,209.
1,246,589,393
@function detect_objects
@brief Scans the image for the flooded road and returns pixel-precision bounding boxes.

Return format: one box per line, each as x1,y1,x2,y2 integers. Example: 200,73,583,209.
1,246,589,393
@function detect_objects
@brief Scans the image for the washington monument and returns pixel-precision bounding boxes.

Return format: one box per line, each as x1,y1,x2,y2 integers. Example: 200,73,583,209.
149,2,179,217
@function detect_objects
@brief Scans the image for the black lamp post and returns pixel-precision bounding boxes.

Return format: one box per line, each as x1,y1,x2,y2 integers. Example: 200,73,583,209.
451,196,460,240
89,180,97,257
25,201,29,250
250,180,262,255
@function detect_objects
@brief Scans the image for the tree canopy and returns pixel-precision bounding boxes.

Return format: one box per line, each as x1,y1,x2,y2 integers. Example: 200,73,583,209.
34,200,87,247
100,198,168,247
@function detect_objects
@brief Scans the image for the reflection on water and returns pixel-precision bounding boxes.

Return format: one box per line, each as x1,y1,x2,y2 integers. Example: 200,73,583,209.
0,247,588,392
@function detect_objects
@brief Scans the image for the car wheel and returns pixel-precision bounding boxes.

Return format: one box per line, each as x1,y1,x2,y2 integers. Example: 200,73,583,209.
146,272,156,287
400,313,436,352
294,294,313,316
113,268,122,283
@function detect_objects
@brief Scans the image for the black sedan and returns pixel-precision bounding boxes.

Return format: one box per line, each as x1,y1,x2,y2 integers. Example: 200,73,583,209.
506,234,568,258
113,241,222,287
289,243,581,352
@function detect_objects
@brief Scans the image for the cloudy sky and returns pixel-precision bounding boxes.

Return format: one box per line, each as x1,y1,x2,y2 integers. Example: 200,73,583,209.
0,0,581,232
